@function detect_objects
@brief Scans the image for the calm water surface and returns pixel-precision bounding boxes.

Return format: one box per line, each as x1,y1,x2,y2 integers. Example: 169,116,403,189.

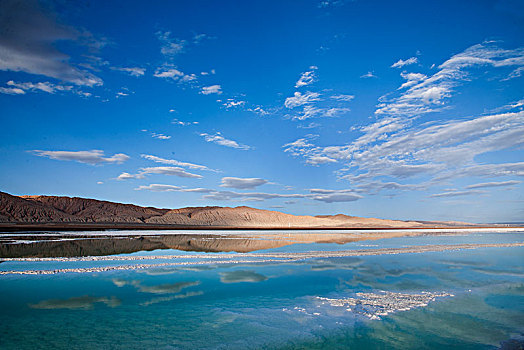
0,230,523,349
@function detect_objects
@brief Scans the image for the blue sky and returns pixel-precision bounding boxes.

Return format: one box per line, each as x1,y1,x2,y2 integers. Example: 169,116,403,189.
1,0,523,222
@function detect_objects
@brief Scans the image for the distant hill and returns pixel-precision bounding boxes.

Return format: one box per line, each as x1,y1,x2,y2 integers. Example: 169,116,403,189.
0,191,468,229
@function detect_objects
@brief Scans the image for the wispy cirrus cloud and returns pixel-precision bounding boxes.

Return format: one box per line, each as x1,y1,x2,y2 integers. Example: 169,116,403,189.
137,184,362,203
318,0,351,8
330,94,354,102
156,31,187,58
151,133,171,140
200,132,251,150
32,150,129,165
111,66,146,77
284,110,524,187
283,42,524,196
391,56,418,68
285,91,321,109
118,166,202,180
281,67,354,121
295,66,318,88
141,154,215,172
398,72,426,89
308,189,363,203
429,190,486,198
141,130,171,140
465,180,520,189
135,184,211,192
172,119,199,126
378,42,524,119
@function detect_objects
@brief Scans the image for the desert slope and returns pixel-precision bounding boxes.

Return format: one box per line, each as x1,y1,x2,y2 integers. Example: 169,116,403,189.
145,206,423,227
1,191,431,228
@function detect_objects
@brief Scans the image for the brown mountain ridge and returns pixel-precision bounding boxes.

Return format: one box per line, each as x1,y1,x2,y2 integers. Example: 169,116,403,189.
0,191,466,229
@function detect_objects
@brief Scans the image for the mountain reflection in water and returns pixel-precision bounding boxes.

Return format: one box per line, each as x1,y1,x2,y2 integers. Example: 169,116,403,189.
0,231,417,258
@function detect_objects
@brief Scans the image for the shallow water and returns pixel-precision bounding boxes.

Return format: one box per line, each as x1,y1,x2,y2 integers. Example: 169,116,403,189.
0,230,523,349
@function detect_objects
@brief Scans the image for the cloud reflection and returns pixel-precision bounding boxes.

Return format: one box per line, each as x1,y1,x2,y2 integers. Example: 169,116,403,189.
29,295,121,310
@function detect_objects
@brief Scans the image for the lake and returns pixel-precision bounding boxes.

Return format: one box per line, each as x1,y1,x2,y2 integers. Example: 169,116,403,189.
0,229,523,349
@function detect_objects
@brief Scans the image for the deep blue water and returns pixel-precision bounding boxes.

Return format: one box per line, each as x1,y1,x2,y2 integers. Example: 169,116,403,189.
0,231,523,349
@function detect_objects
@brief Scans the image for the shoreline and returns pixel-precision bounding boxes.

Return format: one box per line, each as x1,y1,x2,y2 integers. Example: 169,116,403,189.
1,223,522,232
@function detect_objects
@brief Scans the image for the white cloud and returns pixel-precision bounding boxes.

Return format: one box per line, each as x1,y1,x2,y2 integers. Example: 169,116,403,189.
298,122,321,129
370,41,524,133
504,66,524,80
295,66,317,88
154,68,196,82
111,67,146,77
157,31,186,57
200,85,222,95
116,172,136,180
0,87,25,95
324,107,351,117
220,177,269,189
139,167,202,178
200,69,216,76
283,47,524,192
33,150,129,165
0,0,103,86
223,99,246,108
193,33,210,44
151,133,171,140
136,183,363,203
141,154,214,172
360,71,377,78
203,188,362,202
379,42,524,118
391,57,418,68
311,192,362,203
284,109,524,194
306,156,337,165
465,180,520,189
135,184,212,193
285,91,321,109
118,166,202,180
200,132,251,150
2,80,73,94
318,0,350,8
291,106,350,120
172,119,199,126
292,105,322,120
398,72,426,89
247,106,270,116
202,191,300,201
331,94,354,101
429,190,486,198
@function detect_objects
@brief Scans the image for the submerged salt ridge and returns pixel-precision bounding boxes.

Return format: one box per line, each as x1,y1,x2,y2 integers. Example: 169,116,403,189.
315,291,454,320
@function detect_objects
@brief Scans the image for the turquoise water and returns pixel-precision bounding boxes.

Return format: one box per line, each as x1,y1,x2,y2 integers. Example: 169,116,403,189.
0,232,523,349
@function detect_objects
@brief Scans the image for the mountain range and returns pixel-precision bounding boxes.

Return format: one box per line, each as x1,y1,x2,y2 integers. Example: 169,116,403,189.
0,191,469,229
